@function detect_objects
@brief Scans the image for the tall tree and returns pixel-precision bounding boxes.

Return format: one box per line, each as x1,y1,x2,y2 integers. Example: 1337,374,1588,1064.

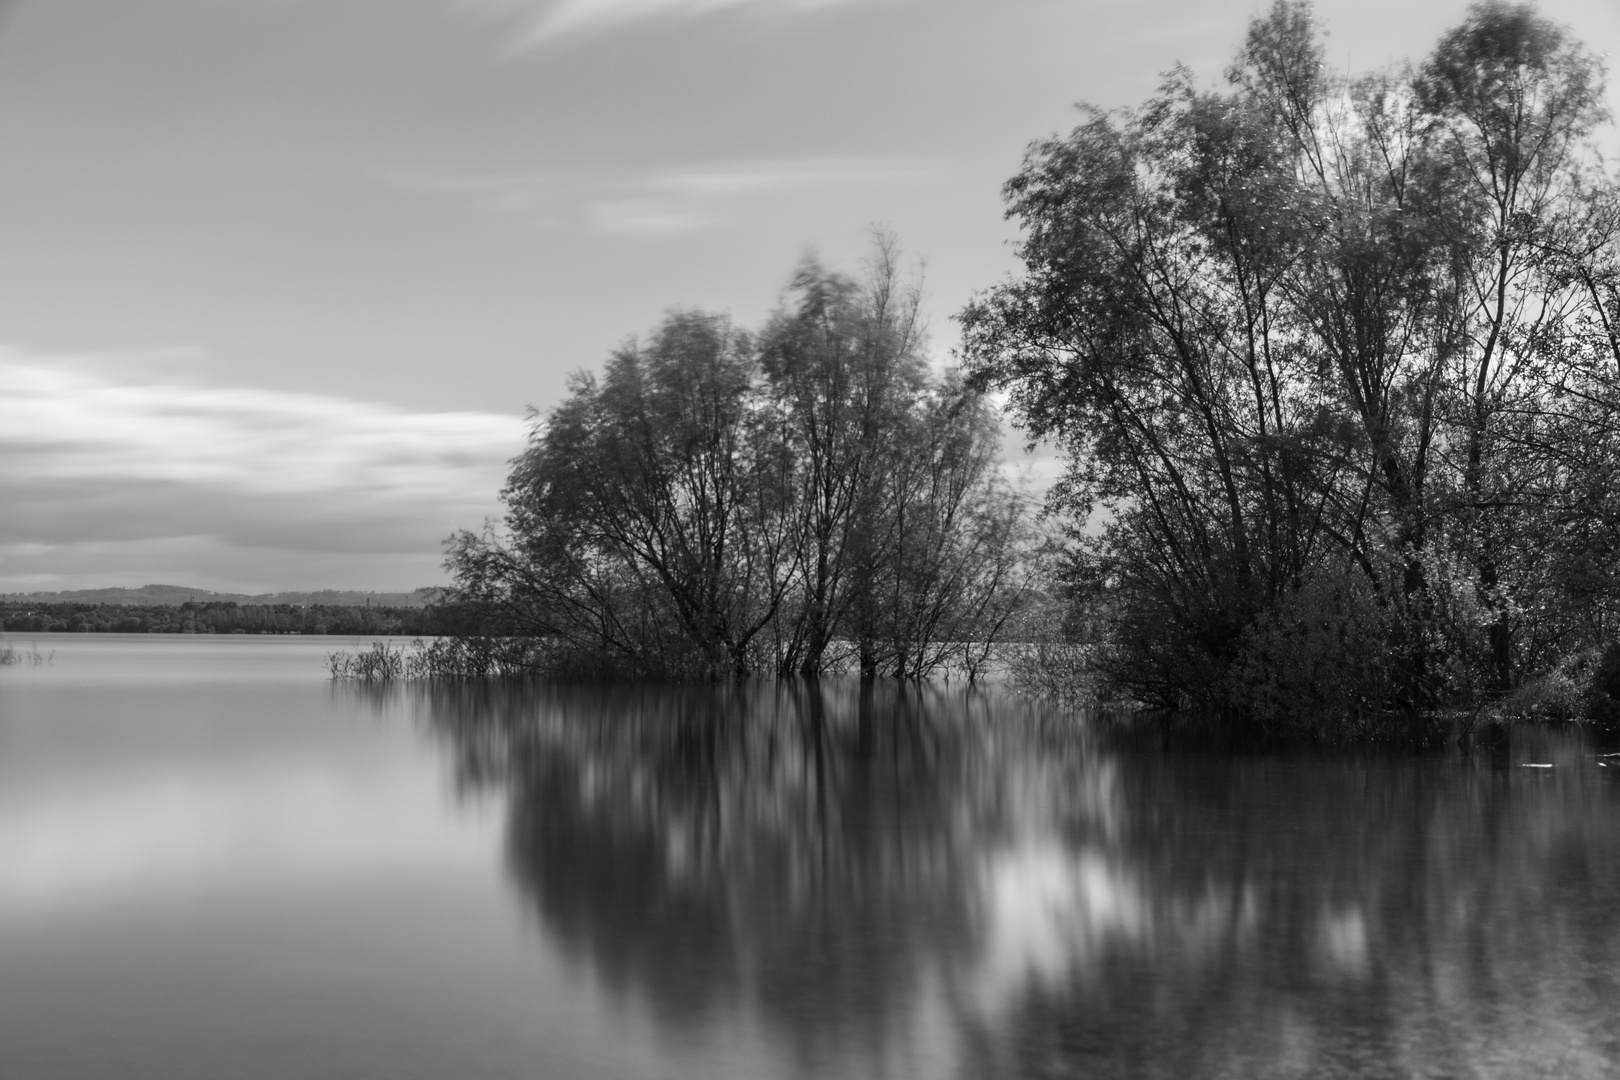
455,311,791,678
1413,2,1610,690
963,0,1619,718
757,238,928,675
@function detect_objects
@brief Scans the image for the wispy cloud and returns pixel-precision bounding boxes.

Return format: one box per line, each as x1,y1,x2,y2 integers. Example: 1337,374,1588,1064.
387,156,933,237
471,0,877,46
0,350,527,592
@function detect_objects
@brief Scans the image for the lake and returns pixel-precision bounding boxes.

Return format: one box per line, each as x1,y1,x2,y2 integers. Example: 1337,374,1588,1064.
2,634,1618,1079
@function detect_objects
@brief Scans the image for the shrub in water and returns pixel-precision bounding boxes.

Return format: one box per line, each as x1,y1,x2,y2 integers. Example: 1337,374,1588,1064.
404,636,559,679
329,636,583,681
1586,642,1620,729
327,641,405,681
0,641,51,666
1001,598,1097,701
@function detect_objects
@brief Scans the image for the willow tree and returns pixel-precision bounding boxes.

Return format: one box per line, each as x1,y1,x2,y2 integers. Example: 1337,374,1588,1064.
758,242,1026,679
757,241,930,675
446,311,794,679
1326,4,1597,698
444,252,1028,681
963,0,1619,719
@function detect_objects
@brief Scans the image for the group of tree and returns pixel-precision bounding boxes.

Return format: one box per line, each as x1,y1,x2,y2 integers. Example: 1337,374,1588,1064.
0,601,438,636
441,240,1028,681
430,0,1620,736
961,0,1620,734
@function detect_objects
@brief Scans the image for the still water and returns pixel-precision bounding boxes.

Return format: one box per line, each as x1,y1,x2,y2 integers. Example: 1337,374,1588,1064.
2,635,1618,1079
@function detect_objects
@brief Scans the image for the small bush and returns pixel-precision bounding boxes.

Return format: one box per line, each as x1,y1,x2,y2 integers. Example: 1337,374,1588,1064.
1495,647,1599,722
328,636,596,681
404,636,559,679
996,587,1105,701
1001,608,1095,701
327,641,406,681
1586,642,1620,728
1004,637,1095,700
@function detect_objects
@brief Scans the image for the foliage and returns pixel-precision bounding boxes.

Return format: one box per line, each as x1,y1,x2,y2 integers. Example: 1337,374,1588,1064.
755,242,931,674
1493,645,1597,722
962,0,1620,734
1586,641,1620,728
442,241,1030,681
999,597,1097,701
1223,563,1401,741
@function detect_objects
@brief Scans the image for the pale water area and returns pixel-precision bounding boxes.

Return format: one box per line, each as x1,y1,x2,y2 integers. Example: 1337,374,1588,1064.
2,634,1619,1079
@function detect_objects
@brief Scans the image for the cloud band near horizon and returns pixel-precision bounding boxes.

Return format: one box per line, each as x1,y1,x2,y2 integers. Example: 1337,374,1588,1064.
0,351,528,594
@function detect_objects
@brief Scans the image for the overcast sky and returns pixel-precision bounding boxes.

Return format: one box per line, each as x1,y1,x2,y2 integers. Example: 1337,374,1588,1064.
0,0,1615,593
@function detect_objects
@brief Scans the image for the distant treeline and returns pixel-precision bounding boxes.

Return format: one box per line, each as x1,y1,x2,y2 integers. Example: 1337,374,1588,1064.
0,586,434,608
0,601,441,636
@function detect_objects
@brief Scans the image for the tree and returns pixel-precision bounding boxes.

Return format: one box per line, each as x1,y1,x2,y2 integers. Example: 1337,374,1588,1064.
962,0,1619,726
1413,1,1611,692
756,238,929,675
879,371,1028,680
443,247,1029,682
453,311,792,678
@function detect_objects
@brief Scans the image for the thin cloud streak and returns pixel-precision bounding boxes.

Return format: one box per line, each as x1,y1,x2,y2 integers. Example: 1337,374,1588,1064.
0,350,527,592
474,0,878,45
386,157,937,237
0,351,523,495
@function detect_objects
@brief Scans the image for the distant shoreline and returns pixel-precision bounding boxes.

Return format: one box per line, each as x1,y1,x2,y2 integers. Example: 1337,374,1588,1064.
0,584,438,609
0,597,440,636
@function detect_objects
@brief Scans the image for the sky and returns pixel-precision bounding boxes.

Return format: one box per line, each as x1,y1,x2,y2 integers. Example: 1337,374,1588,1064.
0,0,1616,594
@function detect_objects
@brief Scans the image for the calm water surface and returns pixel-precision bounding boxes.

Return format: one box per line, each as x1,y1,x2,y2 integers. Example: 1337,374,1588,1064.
2,634,1618,1078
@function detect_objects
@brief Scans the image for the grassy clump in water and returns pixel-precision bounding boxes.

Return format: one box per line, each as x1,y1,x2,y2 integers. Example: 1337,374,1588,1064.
327,637,562,681
327,641,405,681
0,641,52,666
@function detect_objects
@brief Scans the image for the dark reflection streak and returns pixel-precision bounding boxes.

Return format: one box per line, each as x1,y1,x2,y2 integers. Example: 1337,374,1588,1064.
810,684,829,899
378,679,1028,1076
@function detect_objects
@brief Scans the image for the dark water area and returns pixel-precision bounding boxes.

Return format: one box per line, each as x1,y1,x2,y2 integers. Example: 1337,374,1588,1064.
3,636,1619,1078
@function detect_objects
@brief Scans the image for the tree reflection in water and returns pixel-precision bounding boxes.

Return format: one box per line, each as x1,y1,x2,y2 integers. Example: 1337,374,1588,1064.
372,681,1620,1080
